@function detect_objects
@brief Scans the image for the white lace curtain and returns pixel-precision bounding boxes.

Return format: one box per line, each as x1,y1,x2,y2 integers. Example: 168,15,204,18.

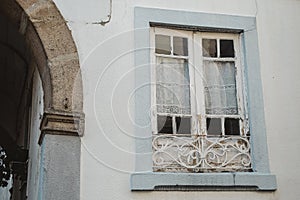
203,61,238,115
156,57,191,115
155,58,238,116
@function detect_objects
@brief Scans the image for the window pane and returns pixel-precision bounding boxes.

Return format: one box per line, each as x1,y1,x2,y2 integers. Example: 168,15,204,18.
157,115,173,134
173,37,188,56
155,35,171,54
220,40,234,57
202,39,217,57
225,118,240,135
156,57,191,114
203,61,238,115
206,118,222,135
176,117,191,134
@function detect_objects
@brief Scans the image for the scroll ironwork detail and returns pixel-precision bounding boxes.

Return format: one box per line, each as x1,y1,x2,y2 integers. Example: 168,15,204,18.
152,135,251,172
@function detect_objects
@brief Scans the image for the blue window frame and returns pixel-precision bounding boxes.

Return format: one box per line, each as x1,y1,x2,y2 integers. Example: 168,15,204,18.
131,7,276,191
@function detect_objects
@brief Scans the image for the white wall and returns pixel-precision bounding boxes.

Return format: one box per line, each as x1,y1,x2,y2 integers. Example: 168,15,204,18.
257,1,300,199
26,69,44,200
53,0,300,199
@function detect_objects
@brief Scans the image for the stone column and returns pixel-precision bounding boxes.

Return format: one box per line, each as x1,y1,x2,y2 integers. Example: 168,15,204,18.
38,111,84,200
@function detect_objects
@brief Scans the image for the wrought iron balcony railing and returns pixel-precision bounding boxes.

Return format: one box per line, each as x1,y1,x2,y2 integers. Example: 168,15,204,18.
152,135,251,172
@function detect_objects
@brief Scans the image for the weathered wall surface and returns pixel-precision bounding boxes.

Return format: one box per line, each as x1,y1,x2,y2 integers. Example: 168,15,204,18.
52,0,300,199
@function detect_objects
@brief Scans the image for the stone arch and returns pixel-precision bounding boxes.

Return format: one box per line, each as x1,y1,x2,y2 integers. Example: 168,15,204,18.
0,0,84,138
0,0,83,199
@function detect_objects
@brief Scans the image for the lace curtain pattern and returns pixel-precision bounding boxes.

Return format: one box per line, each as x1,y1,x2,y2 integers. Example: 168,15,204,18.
203,61,238,115
156,57,191,115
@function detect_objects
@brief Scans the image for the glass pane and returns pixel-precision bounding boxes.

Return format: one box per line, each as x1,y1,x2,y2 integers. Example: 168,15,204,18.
173,37,188,56
220,40,234,57
206,118,222,135
157,115,173,134
203,61,238,115
225,118,240,135
155,35,171,55
176,117,191,134
202,39,217,57
156,57,191,114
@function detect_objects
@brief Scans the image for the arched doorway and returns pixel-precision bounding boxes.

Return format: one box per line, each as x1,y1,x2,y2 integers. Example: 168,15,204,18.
0,10,32,199
0,0,84,199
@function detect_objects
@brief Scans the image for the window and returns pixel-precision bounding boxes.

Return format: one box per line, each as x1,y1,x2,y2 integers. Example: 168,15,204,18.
132,7,276,191
152,28,251,173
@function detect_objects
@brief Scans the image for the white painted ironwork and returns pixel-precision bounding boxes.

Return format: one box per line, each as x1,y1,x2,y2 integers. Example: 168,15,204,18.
152,135,251,172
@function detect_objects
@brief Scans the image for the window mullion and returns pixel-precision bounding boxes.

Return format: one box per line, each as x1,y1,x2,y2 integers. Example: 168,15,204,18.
170,36,174,55
172,116,176,134
188,33,197,136
151,28,158,135
217,39,220,58
221,117,225,136
193,33,206,135
234,35,247,136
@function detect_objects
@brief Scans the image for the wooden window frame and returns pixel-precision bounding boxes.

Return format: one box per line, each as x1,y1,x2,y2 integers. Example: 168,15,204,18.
151,28,248,138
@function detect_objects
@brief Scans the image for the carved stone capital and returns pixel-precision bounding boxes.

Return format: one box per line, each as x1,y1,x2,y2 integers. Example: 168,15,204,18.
39,110,84,144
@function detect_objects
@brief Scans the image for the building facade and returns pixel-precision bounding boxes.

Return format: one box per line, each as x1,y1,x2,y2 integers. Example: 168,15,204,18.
0,0,299,199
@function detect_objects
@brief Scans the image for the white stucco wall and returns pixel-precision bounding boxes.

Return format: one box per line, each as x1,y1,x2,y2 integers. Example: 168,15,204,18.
52,0,300,199
257,1,300,199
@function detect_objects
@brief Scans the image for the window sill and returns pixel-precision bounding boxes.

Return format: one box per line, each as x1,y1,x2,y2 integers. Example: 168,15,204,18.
131,172,277,191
